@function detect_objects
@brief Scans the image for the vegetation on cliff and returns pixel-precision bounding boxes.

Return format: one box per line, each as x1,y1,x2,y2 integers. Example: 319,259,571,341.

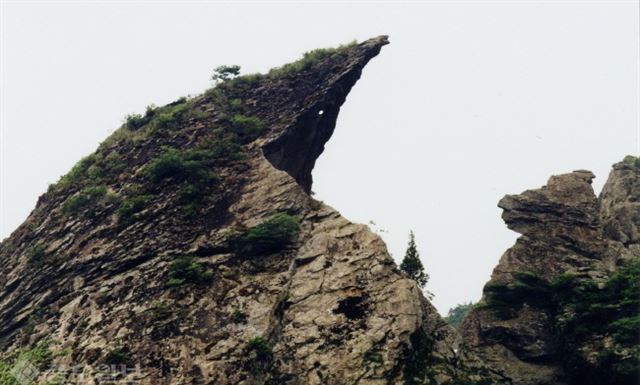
401,328,495,385
482,259,640,384
445,302,474,328
400,231,429,289
229,213,300,256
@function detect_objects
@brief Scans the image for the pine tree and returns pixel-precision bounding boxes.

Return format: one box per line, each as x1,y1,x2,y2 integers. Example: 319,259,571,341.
400,231,429,289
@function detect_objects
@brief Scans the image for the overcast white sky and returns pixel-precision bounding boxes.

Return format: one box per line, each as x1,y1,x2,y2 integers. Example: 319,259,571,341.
1,1,639,314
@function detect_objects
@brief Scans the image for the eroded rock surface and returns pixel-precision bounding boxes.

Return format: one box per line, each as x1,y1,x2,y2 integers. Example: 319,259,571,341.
461,160,640,385
0,37,496,385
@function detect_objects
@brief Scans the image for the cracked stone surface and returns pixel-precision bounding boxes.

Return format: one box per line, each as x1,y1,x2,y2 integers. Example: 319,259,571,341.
460,161,640,385
0,36,497,385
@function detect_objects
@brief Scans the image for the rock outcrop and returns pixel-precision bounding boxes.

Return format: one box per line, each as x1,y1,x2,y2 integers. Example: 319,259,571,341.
460,159,640,385
0,37,496,385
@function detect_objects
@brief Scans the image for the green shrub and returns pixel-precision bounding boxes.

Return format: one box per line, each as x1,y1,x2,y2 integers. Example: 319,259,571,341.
481,260,640,385
230,114,263,139
0,361,18,385
551,260,640,384
445,302,474,328
145,150,184,182
62,185,109,215
82,185,109,198
623,155,640,168
482,272,553,320
90,151,126,179
609,315,640,343
144,147,223,205
0,339,55,380
167,256,213,287
229,98,243,110
178,184,205,203
124,114,145,130
247,336,272,360
231,213,300,256
204,133,245,161
62,194,89,214
20,339,54,369
123,104,157,130
145,149,217,185
56,154,98,188
28,244,46,264
231,308,248,324
123,99,191,133
105,347,129,364
117,195,151,225
228,73,263,88
150,300,171,319
152,108,184,131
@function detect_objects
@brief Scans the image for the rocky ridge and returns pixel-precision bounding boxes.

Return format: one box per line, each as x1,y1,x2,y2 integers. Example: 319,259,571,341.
460,158,640,385
2,34,636,385
0,37,496,385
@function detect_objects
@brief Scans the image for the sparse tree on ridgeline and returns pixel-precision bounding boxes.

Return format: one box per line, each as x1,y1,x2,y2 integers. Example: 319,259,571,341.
211,65,241,83
400,231,432,298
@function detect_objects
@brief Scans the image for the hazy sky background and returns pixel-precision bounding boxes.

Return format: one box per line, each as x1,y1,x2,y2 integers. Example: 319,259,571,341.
1,1,639,314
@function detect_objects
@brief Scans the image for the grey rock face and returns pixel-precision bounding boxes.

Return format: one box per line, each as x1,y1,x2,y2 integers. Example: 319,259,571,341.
461,162,640,385
0,37,495,385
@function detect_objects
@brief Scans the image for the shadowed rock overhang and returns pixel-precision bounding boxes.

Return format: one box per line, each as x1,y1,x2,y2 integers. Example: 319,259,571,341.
262,35,389,193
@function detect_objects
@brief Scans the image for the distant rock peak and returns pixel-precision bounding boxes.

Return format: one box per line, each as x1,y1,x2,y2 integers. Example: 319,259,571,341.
461,158,640,385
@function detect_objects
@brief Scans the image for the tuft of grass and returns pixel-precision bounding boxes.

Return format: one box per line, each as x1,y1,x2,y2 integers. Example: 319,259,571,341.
247,336,272,360
231,308,248,324
267,40,356,78
150,300,171,319
230,213,300,257
364,349,384,364
0,338,56,384
228,73,264,88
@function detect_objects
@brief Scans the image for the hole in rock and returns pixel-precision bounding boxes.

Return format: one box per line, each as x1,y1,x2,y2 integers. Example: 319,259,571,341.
333,295,368,320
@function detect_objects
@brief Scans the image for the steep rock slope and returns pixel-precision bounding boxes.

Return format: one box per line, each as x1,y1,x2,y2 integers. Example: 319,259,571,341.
461,160,640,385
0,37,495,385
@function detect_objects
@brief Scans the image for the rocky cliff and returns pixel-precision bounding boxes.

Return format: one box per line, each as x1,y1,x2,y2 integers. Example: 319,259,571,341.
0,37,497,385
460,159,640,385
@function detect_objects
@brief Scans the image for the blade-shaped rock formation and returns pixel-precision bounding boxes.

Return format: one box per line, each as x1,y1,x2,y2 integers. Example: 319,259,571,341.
0,37,497,385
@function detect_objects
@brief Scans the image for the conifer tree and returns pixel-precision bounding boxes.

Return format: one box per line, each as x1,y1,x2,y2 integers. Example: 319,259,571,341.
400,231,429,289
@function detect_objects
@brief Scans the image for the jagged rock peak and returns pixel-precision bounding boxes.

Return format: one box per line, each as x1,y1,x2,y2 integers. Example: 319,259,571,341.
461,159,640,385
497,169,607,258
600,156,640,247
0,36,497,385
261,35,389,193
